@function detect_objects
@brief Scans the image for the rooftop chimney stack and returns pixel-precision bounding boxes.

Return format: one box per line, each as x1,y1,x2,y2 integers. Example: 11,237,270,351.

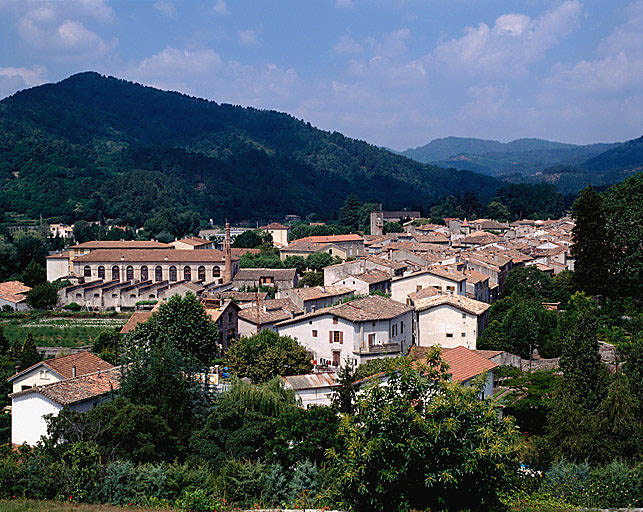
223,221,233,283
72,365,77,378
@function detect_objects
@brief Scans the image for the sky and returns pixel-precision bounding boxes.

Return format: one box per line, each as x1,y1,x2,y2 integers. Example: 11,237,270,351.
0,0,641,150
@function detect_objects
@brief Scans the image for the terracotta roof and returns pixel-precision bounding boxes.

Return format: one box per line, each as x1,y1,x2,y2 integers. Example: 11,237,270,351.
463,268,489,284
46,251,71,259
283,241,335,253
260,222,289,230
410,345,498,383
238,298,302,325
414,294,490,316
287,286,353,301
460,231,502,245
8,351,113,382
407,286,441,301
414,232,449,244
175,237,211,246
120,311,153,333
277,295,412,326
281,372,337,390
73,249,236,263
234,268,297,282
470,219,509,230
426,265,467,282
292,234,363,244
204,300,239,322
208,290,269,302
0,281,31,303
70,241,172,249
472,349,504,359
231,248,261,257
10,367,121,406
353,269,391,284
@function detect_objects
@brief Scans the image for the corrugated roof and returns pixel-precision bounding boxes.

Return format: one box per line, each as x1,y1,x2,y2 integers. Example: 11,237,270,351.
281,372,337,390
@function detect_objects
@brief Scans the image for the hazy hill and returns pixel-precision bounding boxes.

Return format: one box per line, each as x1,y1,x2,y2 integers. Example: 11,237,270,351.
0,72,500,225
401,136,623,183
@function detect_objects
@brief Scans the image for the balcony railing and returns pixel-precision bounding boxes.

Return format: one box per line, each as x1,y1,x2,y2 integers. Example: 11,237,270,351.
353,342,401,355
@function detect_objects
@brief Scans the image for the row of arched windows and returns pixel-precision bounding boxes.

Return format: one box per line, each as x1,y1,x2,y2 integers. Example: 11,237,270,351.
84,265,221,282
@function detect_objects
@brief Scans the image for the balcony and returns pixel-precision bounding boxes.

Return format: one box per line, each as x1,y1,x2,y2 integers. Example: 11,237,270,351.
353,342,401,355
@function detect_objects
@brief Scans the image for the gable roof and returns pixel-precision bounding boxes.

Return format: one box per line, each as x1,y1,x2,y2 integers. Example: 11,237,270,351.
0,281,31,303
414,294,490,316
292,234,363,244
353,269,391,284
8,351,113,382
204,299,240,322
277,295,412,326
120,311,153,334
260,222,289,230
238,298,303,325
233,268,297,282
409,345,498,383
287,285,353,301
175,237,211,246
10,366,121,406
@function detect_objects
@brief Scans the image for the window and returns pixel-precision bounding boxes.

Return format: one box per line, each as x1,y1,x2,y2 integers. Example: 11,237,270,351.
169,266,177,281
111,266,120,280
212,266,221,278
329,331,343,344
97,266,105,279
333,316,338,324
416,285,423,292
368,333,375,347
332,350,341,366
312,329,318,337
140,265,148,281
198,265,206,281
184,266,191,281
83,265,91,277
260,276,274,285
401,321,404,334
126,265,134,281
155,266,162,281
391,324,398,336
228,312,233,321
446,333,453,338
461,332,466,337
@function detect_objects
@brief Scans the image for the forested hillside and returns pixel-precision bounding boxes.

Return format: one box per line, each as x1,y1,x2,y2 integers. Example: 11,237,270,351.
0,72,499,225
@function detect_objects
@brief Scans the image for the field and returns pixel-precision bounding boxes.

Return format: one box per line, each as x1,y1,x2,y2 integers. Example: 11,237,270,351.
0,500,171,511
1,314,128,348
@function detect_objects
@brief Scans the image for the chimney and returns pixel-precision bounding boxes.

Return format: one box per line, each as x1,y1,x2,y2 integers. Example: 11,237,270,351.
223,221,233,283
263,304,267,313
72,365,77,378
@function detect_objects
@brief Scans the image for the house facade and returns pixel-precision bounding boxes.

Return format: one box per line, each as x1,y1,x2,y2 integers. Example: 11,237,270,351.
390,267,466,304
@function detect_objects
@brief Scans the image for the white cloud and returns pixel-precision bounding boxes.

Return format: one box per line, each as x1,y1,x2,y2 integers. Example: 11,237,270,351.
335,0,354,8
0,65,47,99
213,0,227,15
365,28,411,58
154,1,176,18
432,1,582,74
238,29,258,46
333,35,363,54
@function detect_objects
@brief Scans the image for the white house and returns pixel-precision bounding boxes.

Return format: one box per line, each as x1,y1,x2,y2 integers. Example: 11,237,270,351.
8,351,113,393
390,267,466,304
414,294,490,350
9,366,120,446
330,269,391,296
280,372,338,408
45,252,72,282
276,295,413,368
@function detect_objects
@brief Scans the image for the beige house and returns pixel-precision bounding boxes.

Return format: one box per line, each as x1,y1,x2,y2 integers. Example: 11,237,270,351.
391,267,466,304
414,294,490,350
281,234,365,261
283,285,354,313
233,268,298,290
260,222,290,248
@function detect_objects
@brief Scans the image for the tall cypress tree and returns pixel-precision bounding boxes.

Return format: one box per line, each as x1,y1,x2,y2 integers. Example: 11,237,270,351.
19,332,42,371
571,185,610,296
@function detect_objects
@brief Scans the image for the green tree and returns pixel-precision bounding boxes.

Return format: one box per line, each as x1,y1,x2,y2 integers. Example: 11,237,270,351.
25,281,58,310
300,270,323,287
283,255,307,274
155,230,174,243
232,229,271,248
22,259,46,287
226,329,313,383
305,252,334,271
340,194,361,230
18,332,41,371
0,325,9,355
72,220,96,244
486,200,510,221
571,186,610,296
126,293,220,365
330,362,520,512
503,266,555,300
331,360,356,414
383,221,403,233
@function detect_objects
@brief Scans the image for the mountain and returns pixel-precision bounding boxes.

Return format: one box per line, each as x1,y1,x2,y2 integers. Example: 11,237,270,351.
0,72,500,226
401,136,623,183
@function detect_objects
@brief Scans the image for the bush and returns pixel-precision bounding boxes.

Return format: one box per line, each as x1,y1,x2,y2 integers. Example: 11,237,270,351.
215,459,267,508
176,488,225,512
63,302,81,311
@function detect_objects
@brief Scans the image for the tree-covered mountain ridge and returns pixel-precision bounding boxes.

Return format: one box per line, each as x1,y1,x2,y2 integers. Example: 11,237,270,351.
0,72,500,225
401,135,642,192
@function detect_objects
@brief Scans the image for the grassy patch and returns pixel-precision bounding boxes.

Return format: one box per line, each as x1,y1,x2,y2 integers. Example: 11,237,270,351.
1,317,126,348
0,499,172,512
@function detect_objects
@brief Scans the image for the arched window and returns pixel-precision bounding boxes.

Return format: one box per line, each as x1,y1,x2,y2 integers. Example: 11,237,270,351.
126,265,134,281
112,266,120,281
212,266,221,278
83,265,91,277
198,265,206,281
140,265,148,281
169,266,177,281
184,266,191,281
97,266,105,279
155,266,162,281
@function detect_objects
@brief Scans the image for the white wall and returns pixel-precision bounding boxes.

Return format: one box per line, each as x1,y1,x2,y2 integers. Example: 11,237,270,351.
391,273,465,303
293,387,334,408
238,319,277,337
417,305,479,350
11,394,61,446
47,258,69,282
12,368,63,393
0,297,28,311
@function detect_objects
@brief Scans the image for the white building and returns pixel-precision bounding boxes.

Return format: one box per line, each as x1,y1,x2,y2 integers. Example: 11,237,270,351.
280,372,338,408
9,366,120,446
390,267,466,304
414,294,490,350
276,295,413,368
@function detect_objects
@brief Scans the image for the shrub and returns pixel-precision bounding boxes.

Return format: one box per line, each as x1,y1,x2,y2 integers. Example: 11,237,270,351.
176,488,224,512
63,302,82,311
215,459,267,508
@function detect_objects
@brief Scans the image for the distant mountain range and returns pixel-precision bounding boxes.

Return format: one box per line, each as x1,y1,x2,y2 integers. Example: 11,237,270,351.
0,72,500,225
401,136,643,193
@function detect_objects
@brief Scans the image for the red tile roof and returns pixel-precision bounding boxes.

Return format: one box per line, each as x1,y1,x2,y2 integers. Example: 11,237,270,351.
8,351,113,382
74,249,236,263
0,281,31,303
410,345,498,383
70,241,172,249
120,311,153,333
260,222,289,230
292,234,363,244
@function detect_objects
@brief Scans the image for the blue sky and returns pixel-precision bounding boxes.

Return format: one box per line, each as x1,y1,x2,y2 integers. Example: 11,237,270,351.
0,0,641,150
